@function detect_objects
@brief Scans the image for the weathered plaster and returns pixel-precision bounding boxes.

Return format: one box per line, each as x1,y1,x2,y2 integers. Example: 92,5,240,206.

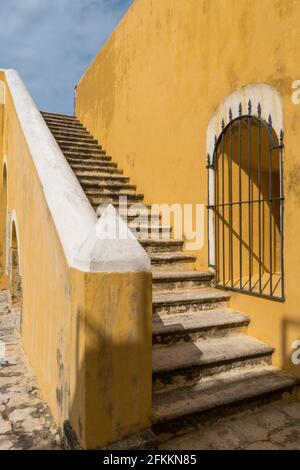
0,80,5,105
75,0,300,376
207,84,284,159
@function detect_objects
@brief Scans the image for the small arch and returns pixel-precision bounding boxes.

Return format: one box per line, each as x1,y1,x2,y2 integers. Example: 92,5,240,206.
10,217,23,333
207,86,284,300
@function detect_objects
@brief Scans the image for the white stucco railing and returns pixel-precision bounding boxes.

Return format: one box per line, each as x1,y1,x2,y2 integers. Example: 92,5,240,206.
1,69,150,273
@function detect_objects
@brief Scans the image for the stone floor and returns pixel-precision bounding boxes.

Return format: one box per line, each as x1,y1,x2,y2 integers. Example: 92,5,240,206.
160,398,300,450
0,290,61,450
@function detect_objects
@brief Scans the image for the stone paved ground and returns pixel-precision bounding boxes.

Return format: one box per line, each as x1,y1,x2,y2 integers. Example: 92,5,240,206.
0,290,62,450
160,397,300,450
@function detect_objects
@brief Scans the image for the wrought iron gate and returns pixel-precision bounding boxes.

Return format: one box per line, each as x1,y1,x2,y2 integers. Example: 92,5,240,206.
207,101,284,300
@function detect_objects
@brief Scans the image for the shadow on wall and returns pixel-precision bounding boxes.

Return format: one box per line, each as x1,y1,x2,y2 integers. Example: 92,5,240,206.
63,273,152,450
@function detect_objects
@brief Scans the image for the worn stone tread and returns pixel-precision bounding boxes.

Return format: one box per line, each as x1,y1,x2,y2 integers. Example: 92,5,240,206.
64,151,109,159
152,365,299,425
41,111,75,120
57,139,100,148
153,287,230,306
71,164,123,174
70,159,117,168
76,173,129,182
150,252,197,263
152,334,274,375
153,271,214,283
152,308,250,337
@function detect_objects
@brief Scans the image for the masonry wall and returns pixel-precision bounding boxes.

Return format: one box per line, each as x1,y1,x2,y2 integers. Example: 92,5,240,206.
75,0,300,375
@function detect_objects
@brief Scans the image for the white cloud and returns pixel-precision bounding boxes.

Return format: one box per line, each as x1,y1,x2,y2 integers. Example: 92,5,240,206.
0,0,133,113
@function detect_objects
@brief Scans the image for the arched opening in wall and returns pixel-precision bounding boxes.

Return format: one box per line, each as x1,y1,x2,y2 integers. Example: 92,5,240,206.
208,102,284,300
10,220,23,333
0,165,8,286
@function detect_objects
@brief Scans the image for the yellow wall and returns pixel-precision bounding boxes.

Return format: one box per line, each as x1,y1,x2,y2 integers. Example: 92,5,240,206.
76,0,300,375
0,98,7,289
0,71,152,448
69,271,152,449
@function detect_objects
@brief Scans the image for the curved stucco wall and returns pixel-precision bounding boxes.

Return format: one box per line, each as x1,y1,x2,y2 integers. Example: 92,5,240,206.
75,0,300,375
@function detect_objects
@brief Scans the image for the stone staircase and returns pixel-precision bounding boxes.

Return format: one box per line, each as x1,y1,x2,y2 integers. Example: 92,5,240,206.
41,111,299,444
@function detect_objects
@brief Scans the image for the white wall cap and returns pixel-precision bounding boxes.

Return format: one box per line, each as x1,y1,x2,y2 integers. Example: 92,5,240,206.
1,69,149,273
74,205,151,273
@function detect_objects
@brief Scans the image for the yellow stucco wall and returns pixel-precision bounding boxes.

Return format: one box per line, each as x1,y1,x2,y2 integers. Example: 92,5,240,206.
69,271,152,449
0,71,152,448
75,0,300,375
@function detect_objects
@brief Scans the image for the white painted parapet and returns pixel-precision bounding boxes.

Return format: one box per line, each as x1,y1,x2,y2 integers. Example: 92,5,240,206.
1,69,150,273
75,204,150,272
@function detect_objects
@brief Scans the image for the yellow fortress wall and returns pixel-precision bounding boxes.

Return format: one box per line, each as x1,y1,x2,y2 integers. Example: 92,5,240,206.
0,69,152,449
75,0,300,375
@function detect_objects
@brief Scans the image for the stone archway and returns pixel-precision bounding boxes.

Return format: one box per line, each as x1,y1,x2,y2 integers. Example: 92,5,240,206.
206,84,284,300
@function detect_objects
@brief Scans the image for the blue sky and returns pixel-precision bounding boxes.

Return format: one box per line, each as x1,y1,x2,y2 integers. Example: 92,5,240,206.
0,0,133,114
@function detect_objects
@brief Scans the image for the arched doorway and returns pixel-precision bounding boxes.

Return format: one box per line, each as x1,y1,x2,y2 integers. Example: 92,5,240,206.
10,220,23,333
208,101,284,300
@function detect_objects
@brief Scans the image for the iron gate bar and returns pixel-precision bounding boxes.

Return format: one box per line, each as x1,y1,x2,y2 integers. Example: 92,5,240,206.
229,108,234,287
207,196,284,208
238,103,243,289
279,130,285,299
208,102,285,301
214,135,219,285
207,153,211,269
248,100,252,291
268,115,273,296
221,119,225,285
257,103,262,294
216,284,285,302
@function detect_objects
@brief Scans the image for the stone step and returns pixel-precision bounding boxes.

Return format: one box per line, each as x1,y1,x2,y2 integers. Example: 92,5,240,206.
81,181,137,192
43,117,81,127
152,308,250,346
58,140,103,151
153,287,230,315
69,158,116,168
152,365,300,440
140,239,183,253
76,172,129,182
45,120,85,131
129,224,172,237
88,192,144,206
49,129,94,140
41,114,80,127
41,111,77,121
152,334,274,392
47,122,88,137
64,149,108,158
150,252,196,271
152,271,214,291
85,187,138,197
57,135,98,145
69,156,111,165
95,204,153,218
71,163,123,174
